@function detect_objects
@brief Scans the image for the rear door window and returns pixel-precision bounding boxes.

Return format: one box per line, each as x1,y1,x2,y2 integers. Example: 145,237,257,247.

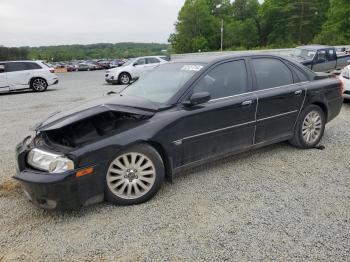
317,50,327,62
0,63,5,73
327,49,336,60
252,58,293,90
6,62,27,72
193,60,249,99
147,58,160,64
135,58,146,65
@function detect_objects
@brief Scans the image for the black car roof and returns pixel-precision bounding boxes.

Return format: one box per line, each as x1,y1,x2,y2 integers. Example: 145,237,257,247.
297,45,334,50
171,52,288,64
170,52,316,80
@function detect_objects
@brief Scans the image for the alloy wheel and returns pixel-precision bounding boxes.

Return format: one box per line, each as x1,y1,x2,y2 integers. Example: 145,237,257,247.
32,79,47,91
106,152,156,199
302,110,322,144
120,74,130,84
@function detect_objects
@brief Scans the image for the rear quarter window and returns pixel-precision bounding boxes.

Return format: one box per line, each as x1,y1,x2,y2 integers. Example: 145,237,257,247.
25,62,42,70
292,66,309,82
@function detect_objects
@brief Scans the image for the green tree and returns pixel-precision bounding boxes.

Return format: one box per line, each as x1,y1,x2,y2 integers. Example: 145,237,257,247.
169,0,218,53
0,47,29,60
232,0,261,47
259,0,328,46
285,0,323,44
314,0,350,45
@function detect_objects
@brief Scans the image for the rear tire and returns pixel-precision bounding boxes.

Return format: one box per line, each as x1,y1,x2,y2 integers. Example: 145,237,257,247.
105,144,165,205
30,78,48,92
118,73,131,85
289,105,325,149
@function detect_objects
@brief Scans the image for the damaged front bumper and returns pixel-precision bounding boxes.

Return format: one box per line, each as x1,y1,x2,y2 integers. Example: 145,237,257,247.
13,138,105,210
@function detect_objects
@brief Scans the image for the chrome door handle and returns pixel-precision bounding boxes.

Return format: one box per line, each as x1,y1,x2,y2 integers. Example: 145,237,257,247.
242,100,253,106
295,90,303,95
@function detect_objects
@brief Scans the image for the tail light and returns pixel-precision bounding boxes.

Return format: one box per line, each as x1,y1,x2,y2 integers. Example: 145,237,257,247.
49,68,55,73
340,78,344,95
335,75,344,95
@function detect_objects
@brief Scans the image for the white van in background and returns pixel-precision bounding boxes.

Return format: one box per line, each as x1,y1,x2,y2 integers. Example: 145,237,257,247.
0,61,59,93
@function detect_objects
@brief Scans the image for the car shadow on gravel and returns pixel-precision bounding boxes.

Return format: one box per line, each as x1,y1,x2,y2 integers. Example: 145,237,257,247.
7,141,318,217
172,142,291,180
16,142,297,217
0,89,58,96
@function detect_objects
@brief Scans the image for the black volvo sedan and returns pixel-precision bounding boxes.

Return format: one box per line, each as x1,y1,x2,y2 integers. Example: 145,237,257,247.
14,54,343,209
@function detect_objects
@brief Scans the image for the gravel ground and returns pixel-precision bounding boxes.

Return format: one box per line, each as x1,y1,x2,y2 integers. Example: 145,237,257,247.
0,71,349,261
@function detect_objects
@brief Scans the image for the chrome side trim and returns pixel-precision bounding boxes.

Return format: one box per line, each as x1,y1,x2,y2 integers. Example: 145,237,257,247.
175,120,256,143
257,110,299,122
209,81,310,103
172,110,300,144
252,96,259,144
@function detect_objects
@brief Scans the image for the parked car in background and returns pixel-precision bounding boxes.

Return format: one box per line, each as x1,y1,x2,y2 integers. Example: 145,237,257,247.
97,60,111,69
66,63,77,72
339,65,350,101
92,62,104,70
290,45,350,73
0,61,58,93
14,54,343,209
110,59,125,68
105,56,168,85
77,63,89,71
86,63,97,71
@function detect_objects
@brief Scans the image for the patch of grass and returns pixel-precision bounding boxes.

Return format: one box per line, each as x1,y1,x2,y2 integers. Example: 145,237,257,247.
0,179,21,197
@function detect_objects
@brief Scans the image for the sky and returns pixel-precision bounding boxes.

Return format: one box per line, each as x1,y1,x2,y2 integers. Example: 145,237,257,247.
0,0,186,47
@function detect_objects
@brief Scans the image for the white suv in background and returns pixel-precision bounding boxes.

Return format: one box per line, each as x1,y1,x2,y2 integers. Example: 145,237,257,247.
105,56,168,85
339,65,350,100
0,61,59,93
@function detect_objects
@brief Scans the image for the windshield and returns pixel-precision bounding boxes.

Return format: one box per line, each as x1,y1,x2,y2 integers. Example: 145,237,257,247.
121,58,136,67
292,48,316,60
122,63,204,103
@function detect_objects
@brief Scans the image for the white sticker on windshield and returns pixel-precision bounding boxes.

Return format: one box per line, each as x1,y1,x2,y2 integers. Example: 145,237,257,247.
181,65,203,71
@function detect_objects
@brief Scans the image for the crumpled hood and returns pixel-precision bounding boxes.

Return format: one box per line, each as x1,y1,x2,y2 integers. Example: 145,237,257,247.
33,94,159,132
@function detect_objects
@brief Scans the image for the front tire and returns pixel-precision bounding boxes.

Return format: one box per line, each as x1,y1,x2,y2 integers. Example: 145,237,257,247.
30,78,48,92
118,73,131,85
289,105,325,149
105,144,165,205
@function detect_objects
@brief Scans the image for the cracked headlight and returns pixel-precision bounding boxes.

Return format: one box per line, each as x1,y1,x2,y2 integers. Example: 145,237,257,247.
27,148,74,173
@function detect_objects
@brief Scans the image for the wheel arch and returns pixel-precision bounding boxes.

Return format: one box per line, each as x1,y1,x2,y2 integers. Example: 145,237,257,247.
145,141,173,182
118,71,132,79
311,101,328,121
124,140,173,182
29,76,48,85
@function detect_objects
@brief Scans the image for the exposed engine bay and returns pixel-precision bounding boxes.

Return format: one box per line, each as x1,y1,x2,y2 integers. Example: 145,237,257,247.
43,111,148,148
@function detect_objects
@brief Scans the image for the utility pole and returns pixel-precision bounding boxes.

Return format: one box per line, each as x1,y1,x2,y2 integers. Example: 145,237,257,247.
216,4,224,52
221,18,224,52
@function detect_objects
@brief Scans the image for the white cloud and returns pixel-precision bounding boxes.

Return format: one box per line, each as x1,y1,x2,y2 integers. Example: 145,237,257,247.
0,0,185,47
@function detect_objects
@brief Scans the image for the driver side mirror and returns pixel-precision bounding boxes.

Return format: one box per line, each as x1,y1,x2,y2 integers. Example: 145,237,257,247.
133,63,138,67
183,92,211,107
0,65,4,73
